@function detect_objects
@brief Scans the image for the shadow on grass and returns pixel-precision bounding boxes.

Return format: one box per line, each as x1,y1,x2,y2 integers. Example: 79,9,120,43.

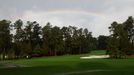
0,61,111,75
0,60,134,75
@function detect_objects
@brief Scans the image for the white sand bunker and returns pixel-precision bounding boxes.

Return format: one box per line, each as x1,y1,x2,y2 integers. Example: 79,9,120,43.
80,55,110,59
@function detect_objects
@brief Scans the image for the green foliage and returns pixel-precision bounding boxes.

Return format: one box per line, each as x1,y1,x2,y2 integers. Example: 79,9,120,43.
98,35,108,50
1,19,99,59
1,16,134,60
107,16,134,58
0,20,12,60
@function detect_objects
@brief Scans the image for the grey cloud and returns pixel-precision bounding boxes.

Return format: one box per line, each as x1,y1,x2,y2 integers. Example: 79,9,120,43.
0,0,134,37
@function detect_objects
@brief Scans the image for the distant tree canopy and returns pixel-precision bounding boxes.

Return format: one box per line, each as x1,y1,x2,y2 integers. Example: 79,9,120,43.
0,19,98,60
97,35,108,50
107,16,134,58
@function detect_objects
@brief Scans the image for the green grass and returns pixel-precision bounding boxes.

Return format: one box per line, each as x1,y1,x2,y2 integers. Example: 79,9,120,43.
90,50,106,55
0,50,134,75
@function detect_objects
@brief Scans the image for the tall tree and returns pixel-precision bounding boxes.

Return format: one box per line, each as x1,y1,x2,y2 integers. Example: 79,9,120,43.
0,20,12,60
32,22,42,51
108,20,131,58
24,21,38,56
13,19,25,58
123,16,134,54
42,22,52,55
50,26,63,55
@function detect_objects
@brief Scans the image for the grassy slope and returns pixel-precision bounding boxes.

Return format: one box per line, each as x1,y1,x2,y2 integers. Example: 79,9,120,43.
0,50,134,75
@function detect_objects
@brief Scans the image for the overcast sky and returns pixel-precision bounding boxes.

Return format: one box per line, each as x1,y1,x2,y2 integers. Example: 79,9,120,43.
0,0,134,37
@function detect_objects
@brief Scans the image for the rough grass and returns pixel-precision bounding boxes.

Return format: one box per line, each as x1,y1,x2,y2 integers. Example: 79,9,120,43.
0,50,134,75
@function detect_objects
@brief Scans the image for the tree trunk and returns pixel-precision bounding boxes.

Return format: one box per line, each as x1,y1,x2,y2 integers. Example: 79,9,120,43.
132,39,134,51
54,49,57,56
79,46,82,54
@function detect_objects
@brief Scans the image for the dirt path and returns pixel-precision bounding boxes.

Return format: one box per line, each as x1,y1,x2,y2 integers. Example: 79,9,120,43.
0,62,29,68
52,70,111,75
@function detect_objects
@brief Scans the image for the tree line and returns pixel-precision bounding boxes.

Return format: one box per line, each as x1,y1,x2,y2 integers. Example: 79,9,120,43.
0,19,99,60
0,16,134,60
